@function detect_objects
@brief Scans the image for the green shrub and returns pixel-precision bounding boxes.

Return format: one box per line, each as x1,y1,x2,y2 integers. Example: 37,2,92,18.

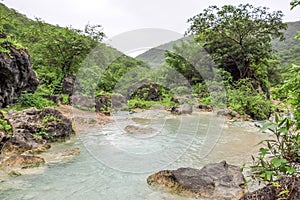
274,65,300,129
251,116,300,182
17,93,56,109
227,79,271,120
61,94,69,105
0,118,12,136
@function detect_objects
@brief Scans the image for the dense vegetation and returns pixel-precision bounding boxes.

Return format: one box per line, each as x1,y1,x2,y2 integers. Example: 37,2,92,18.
0,2,299,120
0,1,299,195
0,3,150,109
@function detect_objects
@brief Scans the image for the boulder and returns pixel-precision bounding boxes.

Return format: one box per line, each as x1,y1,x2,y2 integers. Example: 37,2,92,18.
1,107,74,155
198,104,213,112
171,104,193,115
147,161,246,199
95,94,111,115
1,128,50,155
0,45,39,107
0,130,10,151
111,93,126,109
241,176,300,200
62,75,76,95
130,83,164,101
217,109,239,118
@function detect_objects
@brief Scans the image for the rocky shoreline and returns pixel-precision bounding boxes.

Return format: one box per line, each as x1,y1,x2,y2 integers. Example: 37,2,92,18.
0,105,112,178
0,104,298,199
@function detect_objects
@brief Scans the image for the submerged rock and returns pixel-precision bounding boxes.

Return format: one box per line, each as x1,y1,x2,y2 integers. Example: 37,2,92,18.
124,125,156,134
241,176,300,200
0,45,39,108
147,161,246,199
1,155,45,171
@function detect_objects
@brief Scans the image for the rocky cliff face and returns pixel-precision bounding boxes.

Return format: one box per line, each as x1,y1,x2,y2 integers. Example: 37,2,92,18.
0,45,39,107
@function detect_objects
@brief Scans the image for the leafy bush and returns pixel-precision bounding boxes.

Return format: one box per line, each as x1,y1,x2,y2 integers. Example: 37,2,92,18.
61,94,69,105
227,79,271,120
0,118,12,136
17,93,56,109
251,116,300,182
274,65,300,129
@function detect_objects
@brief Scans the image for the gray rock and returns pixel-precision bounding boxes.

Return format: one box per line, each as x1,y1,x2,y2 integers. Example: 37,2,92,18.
147,161,246,199
171,103,193,115
0,46,39,107
2,107,74,155
62,75,76,95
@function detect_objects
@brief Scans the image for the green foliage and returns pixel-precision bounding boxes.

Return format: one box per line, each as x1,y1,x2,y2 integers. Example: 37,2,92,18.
274,65,300,128
227,79,271,120
165,39,214,85
97,56,145,93
33,130,48,139
290,0,300,10
42,115,60,123
128,98,177,110
187,4,287,82
251,116,300,182
17,93,56,109
61,94,69,105
0,118,12,136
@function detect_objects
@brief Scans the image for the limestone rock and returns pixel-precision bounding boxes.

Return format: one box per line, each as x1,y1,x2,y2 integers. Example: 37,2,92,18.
147,161,246,199
0,46,39,107
1,155,45,170
171,104,193,115
198,104,213,112
62,75,76,95
1,107,74,155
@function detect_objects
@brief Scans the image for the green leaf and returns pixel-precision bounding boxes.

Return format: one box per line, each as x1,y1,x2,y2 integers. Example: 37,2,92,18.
270,158,287,168
259,148,269,157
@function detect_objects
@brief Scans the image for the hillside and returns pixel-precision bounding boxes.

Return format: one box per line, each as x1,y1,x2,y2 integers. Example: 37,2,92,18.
137,21,300,67
0,2,146,97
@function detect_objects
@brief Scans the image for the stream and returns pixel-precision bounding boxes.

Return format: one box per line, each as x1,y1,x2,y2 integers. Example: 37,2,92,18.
0,110,267,200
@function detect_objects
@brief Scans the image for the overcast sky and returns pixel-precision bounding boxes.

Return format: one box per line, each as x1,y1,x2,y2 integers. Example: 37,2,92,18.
3,0,300,38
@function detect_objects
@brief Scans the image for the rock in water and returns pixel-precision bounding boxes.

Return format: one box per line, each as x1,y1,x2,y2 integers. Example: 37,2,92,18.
147,161,246,199
171,104,193,115
1,107,74,155
1,155,45,170
0,46,39,107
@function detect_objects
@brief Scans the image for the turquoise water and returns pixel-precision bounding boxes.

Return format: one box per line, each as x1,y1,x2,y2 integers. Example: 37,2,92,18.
0,110,264,200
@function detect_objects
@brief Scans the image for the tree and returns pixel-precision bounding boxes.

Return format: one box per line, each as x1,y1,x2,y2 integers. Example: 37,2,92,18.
24,20,105,78
186,4,287,85
290,0,300,10
165,39,214,85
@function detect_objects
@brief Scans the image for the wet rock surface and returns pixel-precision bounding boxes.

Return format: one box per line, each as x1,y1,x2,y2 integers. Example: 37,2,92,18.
0,46,39,108
1,155,45,171
171,103,193,115
147,161,246,199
